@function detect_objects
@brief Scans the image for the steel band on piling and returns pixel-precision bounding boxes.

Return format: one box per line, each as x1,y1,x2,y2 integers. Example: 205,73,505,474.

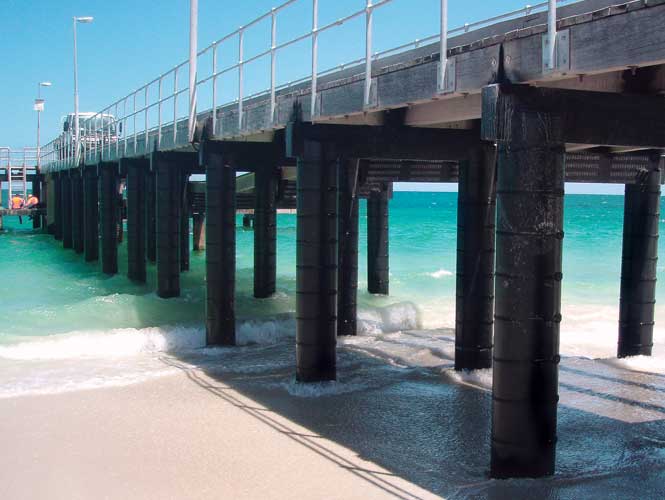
618,153,662,358
455,145,497,370
254,164,277,298
337,158,359,337
296,140,338,382
205,151,236,345
100,164,119,275
367,185,389,295
83,166,99,262
490,91,564,479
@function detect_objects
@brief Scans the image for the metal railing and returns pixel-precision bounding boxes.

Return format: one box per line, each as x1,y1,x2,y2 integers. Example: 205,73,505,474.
1,147,38,208
40,0,570,172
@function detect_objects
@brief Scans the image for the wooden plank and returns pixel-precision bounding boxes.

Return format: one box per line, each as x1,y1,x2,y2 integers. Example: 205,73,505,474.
571,2,665,73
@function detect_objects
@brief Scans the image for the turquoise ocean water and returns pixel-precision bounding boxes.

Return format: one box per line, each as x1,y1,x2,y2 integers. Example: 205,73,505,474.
1,191,664,395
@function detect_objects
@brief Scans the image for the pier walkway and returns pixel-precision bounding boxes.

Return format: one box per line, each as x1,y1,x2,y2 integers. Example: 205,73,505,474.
17,0,665,480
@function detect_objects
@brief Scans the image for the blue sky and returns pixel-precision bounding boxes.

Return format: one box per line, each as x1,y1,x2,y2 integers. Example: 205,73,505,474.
0,0,621,194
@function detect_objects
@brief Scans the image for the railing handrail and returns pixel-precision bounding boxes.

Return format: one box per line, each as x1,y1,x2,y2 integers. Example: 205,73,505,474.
40,0,578,172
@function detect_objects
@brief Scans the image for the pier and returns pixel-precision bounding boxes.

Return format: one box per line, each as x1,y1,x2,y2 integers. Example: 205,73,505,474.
7,0,665,479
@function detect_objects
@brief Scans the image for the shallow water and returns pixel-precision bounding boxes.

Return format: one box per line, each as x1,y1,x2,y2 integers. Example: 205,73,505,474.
1,192,665,397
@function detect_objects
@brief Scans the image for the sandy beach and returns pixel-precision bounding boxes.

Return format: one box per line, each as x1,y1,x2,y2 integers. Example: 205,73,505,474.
0,365,438,500
2,331,665,499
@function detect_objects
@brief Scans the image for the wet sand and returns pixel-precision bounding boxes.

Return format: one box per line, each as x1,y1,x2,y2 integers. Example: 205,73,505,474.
0,368,438,500
2,332,665,499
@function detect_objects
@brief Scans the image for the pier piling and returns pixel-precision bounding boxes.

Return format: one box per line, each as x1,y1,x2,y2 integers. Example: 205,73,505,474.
295,140,338,381
126,159,148,283
83,166,99,262
180,173,190,272
32,178,41,230
54,173,63,240
61,173,73,249
204,149,236,345
483,85,564,478
100,164,119,275
337,158,359,336
618,152,662,358
367,185,389,295
71,170,84,254
192,213,205,251
455,145,497,370
154,153,182,298
146,170,157,263
254,164,277,298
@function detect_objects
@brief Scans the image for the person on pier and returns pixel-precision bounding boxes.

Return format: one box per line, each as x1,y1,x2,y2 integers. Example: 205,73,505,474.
11,195,25,224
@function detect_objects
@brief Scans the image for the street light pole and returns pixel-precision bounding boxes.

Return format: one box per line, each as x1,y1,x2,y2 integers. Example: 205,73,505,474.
73,16,93,164
35,81,52,170
188,0,198,142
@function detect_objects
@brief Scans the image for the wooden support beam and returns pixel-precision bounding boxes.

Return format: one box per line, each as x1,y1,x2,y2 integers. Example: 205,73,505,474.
287,122,478,161
485,83,564,479
337,159,360,336
100,163,119,275
53,172,63,241
202,145,237,345
152,152,182,298
180,183,190,273
193,213,205,251
125,158,148,283
482,84,665,148
83,166,99,262
71,170,84,254
618,151,662,357
61,174,73,249
295,139,339,382
254,164,278,298
145,170,157,264
32,178,41,230
367,185,390,295
455,144,497,371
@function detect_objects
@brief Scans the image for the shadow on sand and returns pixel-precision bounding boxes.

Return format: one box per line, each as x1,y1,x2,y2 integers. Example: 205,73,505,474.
163,337,665,499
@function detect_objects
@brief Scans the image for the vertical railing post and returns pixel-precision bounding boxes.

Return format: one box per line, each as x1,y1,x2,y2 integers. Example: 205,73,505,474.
100,114,105,161
173,67,179,146
438,0,448,92
115,103,119,158
547,0,557,71
158,76,163,149
270,9,277,124
310,0,319,118
212,43,218,136
133,92,138,154
144,86,149,153
364,0,373,108
238,28,245,132
123,98,128,156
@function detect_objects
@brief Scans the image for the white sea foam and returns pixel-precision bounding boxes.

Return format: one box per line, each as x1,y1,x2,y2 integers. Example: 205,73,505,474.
0,326,206,360
281,378,369,398
428,268,454,279
357,302,421,334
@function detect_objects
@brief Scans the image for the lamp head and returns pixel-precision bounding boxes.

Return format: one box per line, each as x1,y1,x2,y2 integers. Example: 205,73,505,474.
75,16,94,23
